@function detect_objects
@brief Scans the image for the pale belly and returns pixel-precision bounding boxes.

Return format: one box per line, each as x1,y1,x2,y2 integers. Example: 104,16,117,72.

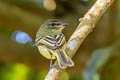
38,46,56,59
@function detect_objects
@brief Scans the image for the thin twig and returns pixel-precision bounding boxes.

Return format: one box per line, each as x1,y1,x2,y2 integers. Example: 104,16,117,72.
45,0,115,80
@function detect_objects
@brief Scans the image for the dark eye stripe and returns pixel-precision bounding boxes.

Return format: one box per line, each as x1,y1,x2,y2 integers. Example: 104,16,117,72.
48,23,61,26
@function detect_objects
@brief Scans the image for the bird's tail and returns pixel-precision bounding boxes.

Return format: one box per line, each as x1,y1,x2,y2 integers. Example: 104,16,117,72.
55,49,74,68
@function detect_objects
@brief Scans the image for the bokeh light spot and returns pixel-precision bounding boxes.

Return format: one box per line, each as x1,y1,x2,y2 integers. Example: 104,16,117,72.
12,31,32,44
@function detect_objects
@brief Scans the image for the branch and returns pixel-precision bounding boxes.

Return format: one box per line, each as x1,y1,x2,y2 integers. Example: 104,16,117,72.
45,0,115,80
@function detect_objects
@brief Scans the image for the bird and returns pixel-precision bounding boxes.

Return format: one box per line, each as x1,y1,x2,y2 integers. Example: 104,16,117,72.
35,19,74,69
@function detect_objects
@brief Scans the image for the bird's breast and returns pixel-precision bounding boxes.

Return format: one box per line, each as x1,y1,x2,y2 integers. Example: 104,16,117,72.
38,45,56,59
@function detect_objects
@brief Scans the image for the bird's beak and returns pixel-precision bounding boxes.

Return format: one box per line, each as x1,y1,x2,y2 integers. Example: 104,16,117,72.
61,22,69,27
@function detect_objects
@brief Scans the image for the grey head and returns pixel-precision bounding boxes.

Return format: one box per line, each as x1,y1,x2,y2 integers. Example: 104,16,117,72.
36,19,69,38
40,19,69,30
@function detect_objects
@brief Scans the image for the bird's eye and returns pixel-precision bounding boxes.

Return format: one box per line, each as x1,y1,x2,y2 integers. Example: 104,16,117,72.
48,23,56,27
48,23,61,27
51,23,56,26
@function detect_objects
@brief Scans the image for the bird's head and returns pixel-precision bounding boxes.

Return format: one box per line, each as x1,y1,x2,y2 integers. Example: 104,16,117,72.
41,19,69,31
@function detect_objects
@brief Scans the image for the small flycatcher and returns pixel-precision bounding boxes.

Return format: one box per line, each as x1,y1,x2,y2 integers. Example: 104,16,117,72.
35,19,74,68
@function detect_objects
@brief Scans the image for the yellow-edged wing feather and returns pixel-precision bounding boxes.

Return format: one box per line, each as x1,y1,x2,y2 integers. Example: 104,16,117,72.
35,33,74,68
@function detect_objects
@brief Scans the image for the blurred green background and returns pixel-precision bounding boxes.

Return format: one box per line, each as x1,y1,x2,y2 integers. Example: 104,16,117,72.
0,0,120,80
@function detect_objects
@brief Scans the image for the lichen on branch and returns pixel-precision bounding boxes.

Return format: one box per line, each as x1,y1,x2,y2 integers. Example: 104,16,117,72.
45,0,115,80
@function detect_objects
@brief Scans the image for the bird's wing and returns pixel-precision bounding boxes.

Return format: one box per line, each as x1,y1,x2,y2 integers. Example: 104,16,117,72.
36,33,66,49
